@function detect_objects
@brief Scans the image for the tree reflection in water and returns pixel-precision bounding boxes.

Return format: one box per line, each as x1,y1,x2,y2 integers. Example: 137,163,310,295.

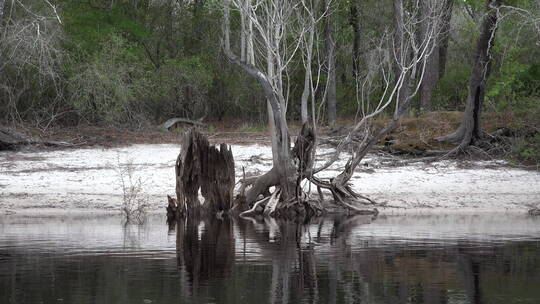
175,216,235,299
172,214,540,304
1,215,539,303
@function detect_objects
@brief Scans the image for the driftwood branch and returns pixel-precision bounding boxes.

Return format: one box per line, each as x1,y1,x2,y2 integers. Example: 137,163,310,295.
159,117,206,131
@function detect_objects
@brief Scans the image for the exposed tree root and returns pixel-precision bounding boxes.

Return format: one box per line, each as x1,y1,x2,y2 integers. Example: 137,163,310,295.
239,196,272,218
309,176,379,215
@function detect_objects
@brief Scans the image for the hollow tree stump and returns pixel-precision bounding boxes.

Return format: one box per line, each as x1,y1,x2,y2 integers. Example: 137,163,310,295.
174,129,235,217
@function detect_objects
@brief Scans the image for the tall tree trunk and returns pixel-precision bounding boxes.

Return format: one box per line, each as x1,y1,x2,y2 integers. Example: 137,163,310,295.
437,0,500,149
420,0,455,111
300,8,315,124
324,0,337,126
419,0,447,112
349,0,361,78
393,0,412,115
0,0,5,24
438,0,455,79
0,0,5,70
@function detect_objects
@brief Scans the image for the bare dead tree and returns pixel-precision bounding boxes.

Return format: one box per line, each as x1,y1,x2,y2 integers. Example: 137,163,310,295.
223,0,302,209
306,0,446,210
222,0,445,217
0,0,63,126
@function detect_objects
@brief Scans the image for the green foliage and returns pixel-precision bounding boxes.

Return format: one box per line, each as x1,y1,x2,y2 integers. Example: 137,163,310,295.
62,2,149,58
433,64,471,111
68,33,147,124
513,133,540,165
141,56,213,121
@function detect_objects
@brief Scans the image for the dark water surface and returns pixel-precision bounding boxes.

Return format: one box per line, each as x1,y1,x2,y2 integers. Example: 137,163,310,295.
1,214,540,304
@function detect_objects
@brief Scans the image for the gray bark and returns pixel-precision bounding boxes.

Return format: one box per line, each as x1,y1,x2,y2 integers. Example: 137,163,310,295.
325,0,337,126
300,9,316,124
420,50,439,112
437,0,500,148
222,0,295,203
419,0,440,112
174,129,235,216
0,0,5,70
349,0,361,78
420,0,455,111
0,0,4,23
300,68,310,124
159,117,205,131
439,0,455,79
393,0,412,115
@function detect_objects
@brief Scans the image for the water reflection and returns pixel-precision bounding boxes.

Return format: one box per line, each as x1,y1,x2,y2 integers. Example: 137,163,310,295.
0,214,539,303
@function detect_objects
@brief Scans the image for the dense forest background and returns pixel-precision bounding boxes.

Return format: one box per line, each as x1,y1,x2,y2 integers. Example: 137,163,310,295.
0,0,538,161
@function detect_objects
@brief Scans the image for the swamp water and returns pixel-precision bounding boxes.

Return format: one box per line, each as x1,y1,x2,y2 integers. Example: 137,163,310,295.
1,214,540,304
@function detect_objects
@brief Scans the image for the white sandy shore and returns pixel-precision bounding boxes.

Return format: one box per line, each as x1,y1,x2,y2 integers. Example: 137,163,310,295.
0,144,539,215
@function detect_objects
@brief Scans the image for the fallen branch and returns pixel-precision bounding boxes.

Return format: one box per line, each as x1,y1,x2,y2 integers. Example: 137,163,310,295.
159,117,206,131
239,196,271,218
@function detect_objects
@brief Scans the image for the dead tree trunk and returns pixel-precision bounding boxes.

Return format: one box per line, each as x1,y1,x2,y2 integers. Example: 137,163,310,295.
437,0,500,150
173,129,235,217
223,0,297,208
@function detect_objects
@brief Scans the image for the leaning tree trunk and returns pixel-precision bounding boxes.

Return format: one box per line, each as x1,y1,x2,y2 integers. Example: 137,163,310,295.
173,129,235,218
437,0,500,149
223,0,296,209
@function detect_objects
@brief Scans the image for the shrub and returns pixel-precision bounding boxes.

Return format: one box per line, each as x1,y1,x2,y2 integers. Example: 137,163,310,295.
513,133,540,166
67,33,148,125
117,155,150,224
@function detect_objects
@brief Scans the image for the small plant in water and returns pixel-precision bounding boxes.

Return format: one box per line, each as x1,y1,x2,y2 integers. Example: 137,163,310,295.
117,154,150,224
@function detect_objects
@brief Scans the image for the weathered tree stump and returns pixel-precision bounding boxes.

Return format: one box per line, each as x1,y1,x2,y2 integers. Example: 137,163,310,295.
172,129,235,218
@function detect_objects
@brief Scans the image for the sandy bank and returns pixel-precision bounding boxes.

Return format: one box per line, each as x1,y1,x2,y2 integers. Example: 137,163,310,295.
1,144,538,216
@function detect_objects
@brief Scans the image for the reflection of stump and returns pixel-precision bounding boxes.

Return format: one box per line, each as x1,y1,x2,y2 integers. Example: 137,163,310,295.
175,129,235,216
